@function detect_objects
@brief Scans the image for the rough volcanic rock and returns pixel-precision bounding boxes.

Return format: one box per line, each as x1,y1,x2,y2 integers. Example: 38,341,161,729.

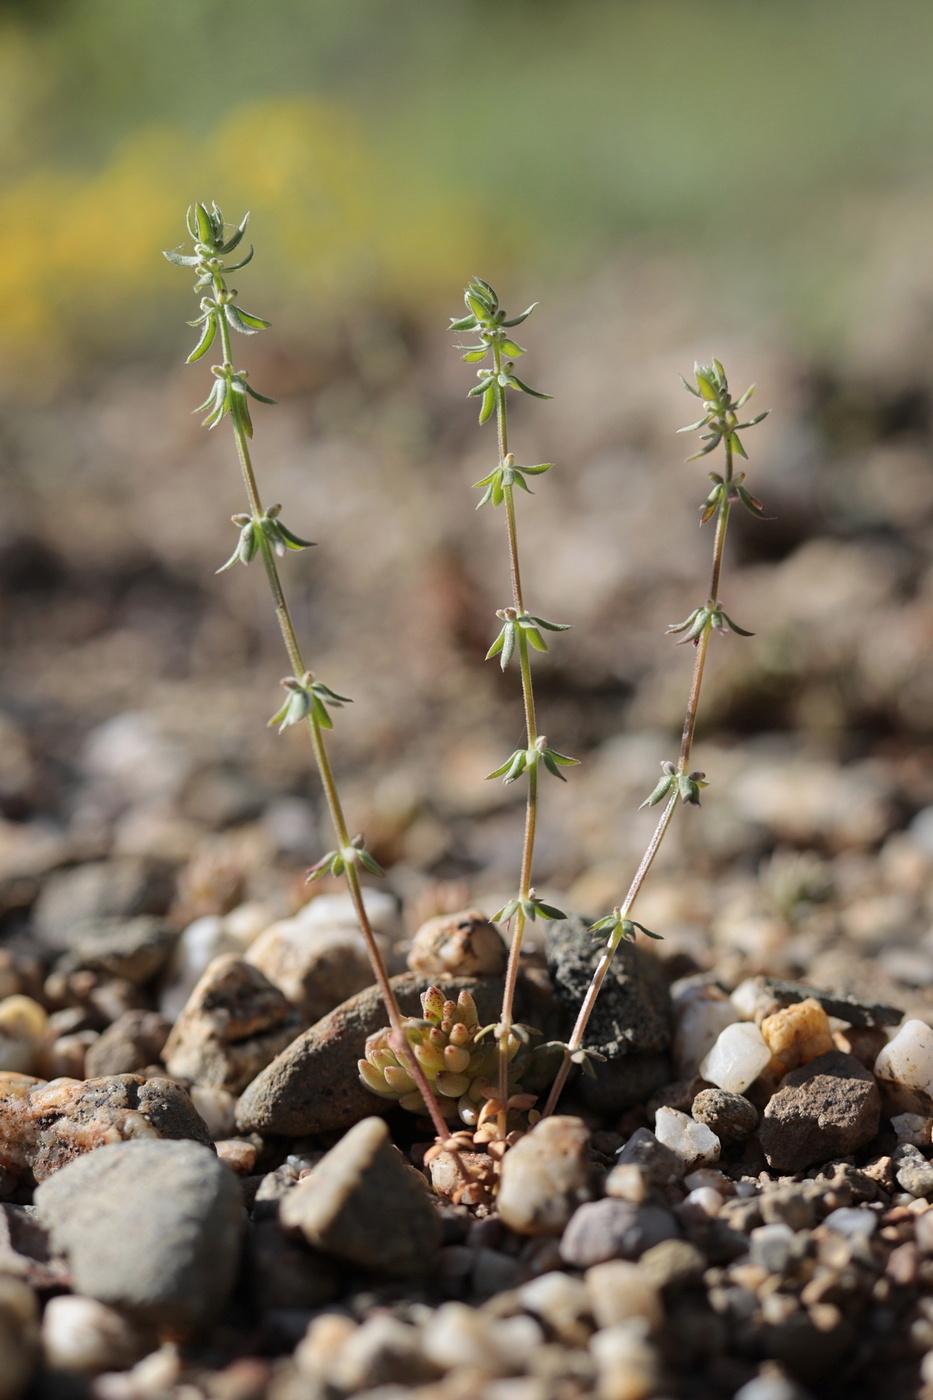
162,955,301,1094
236,972,504,1137
34,1139,243,1333
759,1050,881,1172
279,1117,441,1275
545,916,671,1113
0,1072,211,1182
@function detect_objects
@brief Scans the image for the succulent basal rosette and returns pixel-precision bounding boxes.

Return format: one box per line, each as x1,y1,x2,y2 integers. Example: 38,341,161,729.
359,986,524,1125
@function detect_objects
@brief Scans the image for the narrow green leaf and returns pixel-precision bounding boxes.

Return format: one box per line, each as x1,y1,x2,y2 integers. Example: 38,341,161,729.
502,303,537,327
478,384,496,424
223,246,254,273
243,382,277,404
500,339,526,357
507,374,552,400
186,315,216,364
163,249,201,268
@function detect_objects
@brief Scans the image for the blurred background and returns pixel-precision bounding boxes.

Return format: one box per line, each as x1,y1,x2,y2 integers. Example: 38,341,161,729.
6,0,933,998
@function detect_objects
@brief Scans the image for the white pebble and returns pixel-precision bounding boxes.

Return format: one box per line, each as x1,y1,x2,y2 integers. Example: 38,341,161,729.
674,993,739,1078
158,916,240,1021
224,902,275,946
891,1112,933,1147
188,1085,237,1140
700,1021,771,1094
874,1019,933,1114
585,1261,663,1331
679,1187,722,1218
654,1107,720,1170
42,1295,150,1374
421,1302,507,1374
730,978,763,1021
296,888,401,939
823,1207,877,1239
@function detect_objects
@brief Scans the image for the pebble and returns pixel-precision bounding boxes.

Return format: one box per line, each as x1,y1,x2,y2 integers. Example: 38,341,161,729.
759,1186,818,1231
699,1022,772,1095
407,909,507,977
32,858,175,954
279,1117,442,1275
612,1127,681,1185
758,1051,881,1172
0,996,47,1076
158,916,246,1023
326,1314,439,1392
673,987,738,1078
873,1018,933,1115
496,1116,593,1236
517,1272,592,1343
637,1238,705,1293
420,1302,542,1376
0,1274,39,1400
760,998,835,1075
691,1087,759,1143
51,916,179,988
162,954,301,1093
654,1106,720,1170
236,972,504,1137
893,1143,933,1198
0,1072,211,1181
749,1223,798,1274
589,1323,660,1400
733,1372,812,1400
84,1009,171,1079
189,1085,237,1140
822,1206,877,1240
733,975,903,1029
35,1139,244,1332
832,1023,889,1069
248,1218,341,1312
890,1111,933,1147
584,1260,663,1331
41,1295,154,1374
245,919,384,1027
560,1198,678,1268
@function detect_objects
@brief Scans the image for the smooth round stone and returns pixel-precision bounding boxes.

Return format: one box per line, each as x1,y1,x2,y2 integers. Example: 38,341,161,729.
823,1207,877,1240
700,1021,772,1094
41,1296,153,1374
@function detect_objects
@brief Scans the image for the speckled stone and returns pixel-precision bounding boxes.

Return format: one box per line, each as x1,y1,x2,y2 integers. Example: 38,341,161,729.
162,955,301,1094
0,1072,211,1182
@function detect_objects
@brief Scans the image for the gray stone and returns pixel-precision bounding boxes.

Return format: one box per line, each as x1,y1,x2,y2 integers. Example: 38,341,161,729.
84,1010,171,1078
893,1143,933,1198
34,1139,244,1333
52,917,179,987
637,1238,705,1293
612,1127,682,1185
163,955,301,1094
0,1072,212,1183
759,1051,881,1173
749,1223,799,1274
577,1052,673,1116
32,858,175,953
236,972,504,1136
279,1117,441,1275
759,1185,819,1231
691,1087,759,1143
247,1219,341,1311
496,1116,592,1237
560,1198,678,1268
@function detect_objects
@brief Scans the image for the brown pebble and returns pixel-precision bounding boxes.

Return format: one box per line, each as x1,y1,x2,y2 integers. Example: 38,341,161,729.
215,1139,258,1175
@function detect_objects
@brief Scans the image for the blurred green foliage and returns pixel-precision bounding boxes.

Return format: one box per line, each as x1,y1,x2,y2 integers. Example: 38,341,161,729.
4,0,933,383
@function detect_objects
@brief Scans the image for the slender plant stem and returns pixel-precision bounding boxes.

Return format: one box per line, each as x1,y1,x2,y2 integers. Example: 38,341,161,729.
212,273,466,1167
493,343,538,1138
541,439,736,1119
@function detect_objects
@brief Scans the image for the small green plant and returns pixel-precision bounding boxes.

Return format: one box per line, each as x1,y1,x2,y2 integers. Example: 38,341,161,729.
541,357,768,1116
359,986,525,1128
451,277,577,1138
163,203,463,1161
